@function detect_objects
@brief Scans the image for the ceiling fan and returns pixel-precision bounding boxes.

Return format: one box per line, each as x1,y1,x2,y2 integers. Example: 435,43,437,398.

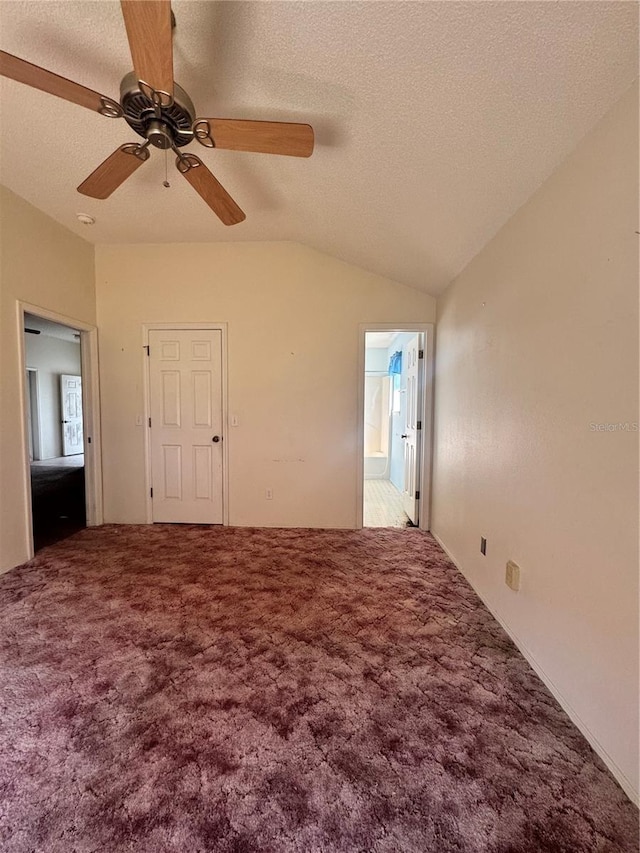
0,0,314,225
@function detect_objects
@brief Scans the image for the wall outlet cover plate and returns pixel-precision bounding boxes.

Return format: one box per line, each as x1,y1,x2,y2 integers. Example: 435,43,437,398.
506,560,521,591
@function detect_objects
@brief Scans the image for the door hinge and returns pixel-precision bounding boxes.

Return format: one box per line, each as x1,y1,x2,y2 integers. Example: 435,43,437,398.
150,487,153,498
418,349,424,359
148,417,152,428
415,490,420,500
416,420,422,430
144,345,150,356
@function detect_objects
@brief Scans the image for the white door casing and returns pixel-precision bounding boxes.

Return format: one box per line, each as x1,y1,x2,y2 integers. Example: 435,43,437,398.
26,369,40,461
148,329,223,524
60,374,83,456
401,335,422,524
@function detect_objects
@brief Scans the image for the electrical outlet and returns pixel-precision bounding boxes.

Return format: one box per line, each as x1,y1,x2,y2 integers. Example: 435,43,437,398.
480,537,487,556
506,560,520,591
265,488,273,500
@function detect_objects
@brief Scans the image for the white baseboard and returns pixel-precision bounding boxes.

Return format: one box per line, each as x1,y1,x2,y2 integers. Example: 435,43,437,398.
431,531,639,807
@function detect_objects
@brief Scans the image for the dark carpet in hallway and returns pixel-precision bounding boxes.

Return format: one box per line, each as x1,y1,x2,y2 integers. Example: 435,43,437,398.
0,525,636,852
30,463,86,550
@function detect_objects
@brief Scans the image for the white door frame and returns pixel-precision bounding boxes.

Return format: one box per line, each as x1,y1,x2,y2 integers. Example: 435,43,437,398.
26,368,42,461
142,323,229,526
357,323,434,530
17,301,104,558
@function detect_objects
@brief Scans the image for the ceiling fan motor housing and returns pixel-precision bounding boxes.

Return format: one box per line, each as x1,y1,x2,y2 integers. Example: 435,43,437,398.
145,119,173,149
119,72,195,148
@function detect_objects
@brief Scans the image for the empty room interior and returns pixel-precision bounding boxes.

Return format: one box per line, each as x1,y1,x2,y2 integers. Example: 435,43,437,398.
0,2,638,851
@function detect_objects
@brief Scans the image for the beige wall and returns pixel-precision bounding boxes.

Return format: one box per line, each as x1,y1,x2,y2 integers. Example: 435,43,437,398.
95,242,435,528
432,83,639,800
0,186,95,571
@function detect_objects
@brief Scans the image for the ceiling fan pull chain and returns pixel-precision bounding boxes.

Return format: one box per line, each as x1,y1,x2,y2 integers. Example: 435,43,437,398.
163,147,170,188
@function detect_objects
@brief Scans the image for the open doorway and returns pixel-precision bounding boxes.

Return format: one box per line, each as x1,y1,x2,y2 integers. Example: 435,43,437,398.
358,325,434,529
24,314,86,549
19,303,103,557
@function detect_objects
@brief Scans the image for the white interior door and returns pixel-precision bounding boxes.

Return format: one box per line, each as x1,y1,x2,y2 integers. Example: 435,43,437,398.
401,335,422,524
149,329,223,524
60,374,83,456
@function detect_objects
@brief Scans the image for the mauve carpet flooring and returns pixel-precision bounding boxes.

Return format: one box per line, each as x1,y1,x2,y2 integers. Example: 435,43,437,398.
0,525,636,853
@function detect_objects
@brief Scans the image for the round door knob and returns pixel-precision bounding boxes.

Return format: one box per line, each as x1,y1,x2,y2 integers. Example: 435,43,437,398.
212,435,221,442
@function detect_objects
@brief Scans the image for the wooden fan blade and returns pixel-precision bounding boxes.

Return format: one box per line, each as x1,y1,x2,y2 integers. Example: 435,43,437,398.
177,154,245,226
77,145,149,199
194,119,314,157
0,50,120,115
121,1,173,97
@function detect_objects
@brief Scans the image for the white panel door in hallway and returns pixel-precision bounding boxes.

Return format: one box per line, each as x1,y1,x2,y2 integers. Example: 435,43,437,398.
60,374,83,456
148,330,223,524
401,335,422,524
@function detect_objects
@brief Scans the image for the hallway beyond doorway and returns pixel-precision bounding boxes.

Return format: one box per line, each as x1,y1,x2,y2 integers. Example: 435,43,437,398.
30,455,85,550
32,454,84,469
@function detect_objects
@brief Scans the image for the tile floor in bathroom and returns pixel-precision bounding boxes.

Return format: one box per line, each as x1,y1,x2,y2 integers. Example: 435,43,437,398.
363,478,410,527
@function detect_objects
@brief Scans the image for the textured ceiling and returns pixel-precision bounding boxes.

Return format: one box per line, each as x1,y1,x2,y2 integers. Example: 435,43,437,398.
0,1,637,295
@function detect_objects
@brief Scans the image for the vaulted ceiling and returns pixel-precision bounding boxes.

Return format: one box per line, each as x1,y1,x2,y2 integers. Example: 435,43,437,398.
0,1,637,295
